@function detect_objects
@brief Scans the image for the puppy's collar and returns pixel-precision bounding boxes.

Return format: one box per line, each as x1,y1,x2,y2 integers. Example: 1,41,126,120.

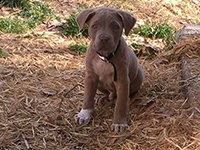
97,41,120,62
97,41,120,82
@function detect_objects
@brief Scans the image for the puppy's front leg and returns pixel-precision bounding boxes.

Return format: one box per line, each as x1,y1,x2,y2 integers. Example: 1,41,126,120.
75,73,98,125
112,76,130,132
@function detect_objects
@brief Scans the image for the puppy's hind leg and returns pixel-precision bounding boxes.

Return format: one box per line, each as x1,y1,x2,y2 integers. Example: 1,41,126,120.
96,86,110,106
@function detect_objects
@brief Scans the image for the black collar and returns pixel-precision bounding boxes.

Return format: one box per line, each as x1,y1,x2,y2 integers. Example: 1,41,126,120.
97,41,120,82
97,41,120,62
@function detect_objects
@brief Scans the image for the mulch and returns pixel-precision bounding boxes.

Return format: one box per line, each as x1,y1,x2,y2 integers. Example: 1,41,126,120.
0,32,200,149
0,0,200,149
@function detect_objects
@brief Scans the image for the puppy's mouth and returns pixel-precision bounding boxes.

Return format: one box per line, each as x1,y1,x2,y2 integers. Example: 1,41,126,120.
96,51,112,57
95,45,116,57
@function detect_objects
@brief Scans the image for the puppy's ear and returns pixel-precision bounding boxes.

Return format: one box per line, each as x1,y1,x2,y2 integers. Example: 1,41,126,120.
76,8,95,31
117,11,136,36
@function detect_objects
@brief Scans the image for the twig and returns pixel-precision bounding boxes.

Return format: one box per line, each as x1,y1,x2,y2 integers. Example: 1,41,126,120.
22,134,30,149
63,84,84,98
58,84,84,111
165,138,182,150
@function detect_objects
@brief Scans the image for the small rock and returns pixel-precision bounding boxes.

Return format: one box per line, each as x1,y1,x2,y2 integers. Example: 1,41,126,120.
42,89,57,96
62,74,71,80
174,24,200,43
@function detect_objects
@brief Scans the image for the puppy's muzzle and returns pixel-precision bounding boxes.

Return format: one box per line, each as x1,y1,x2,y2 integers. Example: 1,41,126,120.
98,34,111,43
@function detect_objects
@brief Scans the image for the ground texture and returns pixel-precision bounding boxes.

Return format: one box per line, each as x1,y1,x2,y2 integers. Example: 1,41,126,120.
0,0,200,149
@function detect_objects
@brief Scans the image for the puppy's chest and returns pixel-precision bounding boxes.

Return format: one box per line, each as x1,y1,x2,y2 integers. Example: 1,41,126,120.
93,60,114,82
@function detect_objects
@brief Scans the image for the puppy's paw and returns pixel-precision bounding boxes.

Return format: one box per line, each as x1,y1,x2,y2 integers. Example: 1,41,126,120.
74,109,94,125
111,123,128,132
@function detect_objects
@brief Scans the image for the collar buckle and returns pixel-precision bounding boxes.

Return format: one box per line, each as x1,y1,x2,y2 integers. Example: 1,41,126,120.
99,55,108,62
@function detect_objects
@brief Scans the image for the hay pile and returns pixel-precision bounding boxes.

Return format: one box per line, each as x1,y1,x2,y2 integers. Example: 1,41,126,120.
0,31,200,150
172,38,200,60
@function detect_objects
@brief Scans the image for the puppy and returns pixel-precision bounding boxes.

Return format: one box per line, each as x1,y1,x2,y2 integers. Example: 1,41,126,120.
74,7,144,132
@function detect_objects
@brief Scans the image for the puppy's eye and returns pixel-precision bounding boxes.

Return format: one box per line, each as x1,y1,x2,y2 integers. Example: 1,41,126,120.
92,24,98,29
113,24,120,30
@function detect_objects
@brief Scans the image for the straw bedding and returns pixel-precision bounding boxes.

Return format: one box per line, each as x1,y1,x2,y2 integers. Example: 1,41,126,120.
0,0,200,148
0,32,200,150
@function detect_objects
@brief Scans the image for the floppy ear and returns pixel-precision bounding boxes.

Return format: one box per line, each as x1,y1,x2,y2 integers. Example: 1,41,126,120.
117,11,136,36
76,8,95,31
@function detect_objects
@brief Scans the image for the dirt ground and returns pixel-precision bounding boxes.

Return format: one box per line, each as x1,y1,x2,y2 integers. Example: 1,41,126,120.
0,0,200,150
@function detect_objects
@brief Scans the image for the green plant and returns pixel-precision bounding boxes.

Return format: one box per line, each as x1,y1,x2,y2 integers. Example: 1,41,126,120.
18,1,54,29
0,18,26,33
131,42,141,56
0,48,7,58
131,42,140,49
69,44,87,53
0,0,29,8
60,13,88,37
134,22,175,45
0,1,55,33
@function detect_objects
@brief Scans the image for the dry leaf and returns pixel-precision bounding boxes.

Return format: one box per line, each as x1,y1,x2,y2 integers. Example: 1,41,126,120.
140,98,155,106
41,89,57,96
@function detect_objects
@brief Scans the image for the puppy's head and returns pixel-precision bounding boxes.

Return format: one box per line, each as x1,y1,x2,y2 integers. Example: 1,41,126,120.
76,7,136,56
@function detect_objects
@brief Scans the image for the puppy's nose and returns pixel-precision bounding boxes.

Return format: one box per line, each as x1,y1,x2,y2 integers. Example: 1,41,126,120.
99,34,110,42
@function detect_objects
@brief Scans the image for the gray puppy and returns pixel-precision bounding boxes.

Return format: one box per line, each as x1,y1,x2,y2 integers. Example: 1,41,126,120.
74,7,144,132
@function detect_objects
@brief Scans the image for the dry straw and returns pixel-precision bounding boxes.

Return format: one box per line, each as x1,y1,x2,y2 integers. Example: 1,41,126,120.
0,0,200,148
0,33,200,149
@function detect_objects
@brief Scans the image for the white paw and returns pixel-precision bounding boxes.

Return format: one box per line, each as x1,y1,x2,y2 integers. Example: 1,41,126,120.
111,123,128,132
74,109,94,125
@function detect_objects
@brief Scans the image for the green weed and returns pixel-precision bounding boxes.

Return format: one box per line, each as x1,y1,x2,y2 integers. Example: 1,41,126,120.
18,1,54,29
69,44,87,53
131,42,140,49
0,48,7,58
60,13,88,37
0,0,29,8
131,42,141,56
134,22,175,45
0,1,54,33
0,18,26,33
